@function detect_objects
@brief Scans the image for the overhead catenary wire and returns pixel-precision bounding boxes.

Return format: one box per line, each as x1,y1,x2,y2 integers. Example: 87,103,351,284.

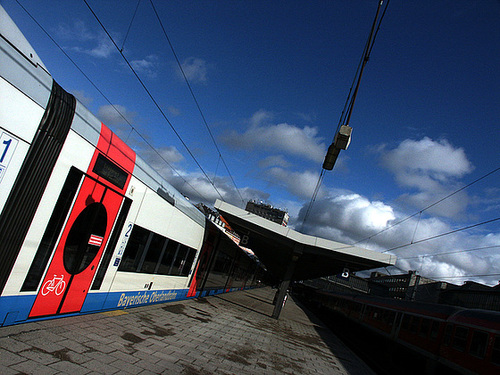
351,165,500,249
148,0,245,205
399,245,500,260
381,216,500,253
83,0,226,202
382,263,500,283
428,273,500,280
14,0,211,202
120,0,142,52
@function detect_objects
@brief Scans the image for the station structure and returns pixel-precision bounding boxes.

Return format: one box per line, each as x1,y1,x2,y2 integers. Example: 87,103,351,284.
214,199,397,318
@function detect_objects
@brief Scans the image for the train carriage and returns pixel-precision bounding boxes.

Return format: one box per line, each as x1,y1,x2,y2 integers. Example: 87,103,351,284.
295,283,500,374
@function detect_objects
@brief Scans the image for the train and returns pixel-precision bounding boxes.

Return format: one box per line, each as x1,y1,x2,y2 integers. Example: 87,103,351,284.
294,283,500,375
0,5,264,327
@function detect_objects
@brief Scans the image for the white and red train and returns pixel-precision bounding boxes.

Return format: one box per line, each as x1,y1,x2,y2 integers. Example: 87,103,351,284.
0,6,262,327
295,283,500,375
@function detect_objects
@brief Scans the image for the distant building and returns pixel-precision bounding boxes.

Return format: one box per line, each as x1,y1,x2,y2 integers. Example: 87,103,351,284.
368,270,435,300
438,281,500,312
195,203,241,244
305,269,500,312
369,271,500,312
304,273,389,298
245,200,289,226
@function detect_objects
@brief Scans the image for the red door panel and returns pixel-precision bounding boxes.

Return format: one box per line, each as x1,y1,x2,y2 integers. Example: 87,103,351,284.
29,123,135,318
29,178,122,317
59,186,122,313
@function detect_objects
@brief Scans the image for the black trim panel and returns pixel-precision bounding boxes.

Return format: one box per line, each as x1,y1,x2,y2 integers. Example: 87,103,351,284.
0,80,76,294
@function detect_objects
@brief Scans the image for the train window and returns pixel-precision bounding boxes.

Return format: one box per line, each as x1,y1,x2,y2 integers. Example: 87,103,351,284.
92,154,128,189
385,311,396,326
401,314,411,330
181,249,196,276
63,202,107,274
452,326,469,352
492,335,500,366
469,330,488,358
21,167,83,291
410,316,420,333
118,224,195,277
419,318,431,337
140,233,166,274
170,245,189,276
157,240,180,275
212,248,233,275
443,324,453,346
430,320,440,340
92,198,132,290
118,225,150,272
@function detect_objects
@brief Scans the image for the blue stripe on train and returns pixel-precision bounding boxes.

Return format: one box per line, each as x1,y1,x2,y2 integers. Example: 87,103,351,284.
0,286,252,326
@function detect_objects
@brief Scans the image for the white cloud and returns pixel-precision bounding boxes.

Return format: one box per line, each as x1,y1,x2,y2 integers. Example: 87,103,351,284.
133,143,270,208
180,57,208,83
131,55,159,78
86,33,116,58
146,146,185,166
250,109,273,126
98,104,136,126
301,194,395,241
168,106,181,117
294,188,500,285
258,155,291,169
378,137,475,218
222,110,327,162
266,168,323,199
71,90,93,107
57,20,117,58
166,173,270,208
381,137,473,184
57,20,94,42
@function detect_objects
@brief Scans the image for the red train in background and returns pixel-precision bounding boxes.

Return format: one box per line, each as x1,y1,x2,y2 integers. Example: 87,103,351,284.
294,283,500,375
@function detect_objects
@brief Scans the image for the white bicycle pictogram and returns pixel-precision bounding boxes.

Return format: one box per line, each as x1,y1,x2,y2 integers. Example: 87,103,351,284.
41,274,66,296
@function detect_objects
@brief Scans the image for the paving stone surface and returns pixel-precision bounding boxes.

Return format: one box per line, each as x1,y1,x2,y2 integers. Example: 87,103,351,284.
0,287,374,374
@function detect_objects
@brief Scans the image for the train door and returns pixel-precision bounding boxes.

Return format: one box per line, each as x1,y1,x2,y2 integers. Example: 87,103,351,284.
29,177,123,317
29,124,135,318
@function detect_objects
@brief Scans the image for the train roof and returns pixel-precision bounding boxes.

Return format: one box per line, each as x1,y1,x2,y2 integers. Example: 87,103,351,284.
0,6,47,72
448,308,500,332
353,293,462,319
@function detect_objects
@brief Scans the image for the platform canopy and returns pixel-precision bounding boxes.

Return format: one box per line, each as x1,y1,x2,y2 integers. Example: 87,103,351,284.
214,200,396,282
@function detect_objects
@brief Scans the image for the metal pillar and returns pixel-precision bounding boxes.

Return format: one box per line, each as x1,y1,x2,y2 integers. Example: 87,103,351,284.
271,245,303,319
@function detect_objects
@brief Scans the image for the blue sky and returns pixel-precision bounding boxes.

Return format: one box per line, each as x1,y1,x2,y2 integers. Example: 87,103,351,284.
4,0,500,285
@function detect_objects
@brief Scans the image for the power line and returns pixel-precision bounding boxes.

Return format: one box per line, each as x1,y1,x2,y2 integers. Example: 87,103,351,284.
399,245,500,261
431,274,500,280
381,216,500,253
383,264,500,282
14,0,210,202
120,0,142,52
148,0,245,205
352,166,500,247
302,0,389,229
83,0,226,201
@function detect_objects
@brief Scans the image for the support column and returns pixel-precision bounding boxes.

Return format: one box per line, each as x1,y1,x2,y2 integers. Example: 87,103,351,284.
271,245,303,319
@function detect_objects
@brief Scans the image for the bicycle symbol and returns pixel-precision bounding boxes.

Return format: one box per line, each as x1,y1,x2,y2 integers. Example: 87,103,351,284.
41,274,66,296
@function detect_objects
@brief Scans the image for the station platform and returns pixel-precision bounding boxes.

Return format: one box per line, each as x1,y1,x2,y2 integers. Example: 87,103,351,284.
0,287,374,374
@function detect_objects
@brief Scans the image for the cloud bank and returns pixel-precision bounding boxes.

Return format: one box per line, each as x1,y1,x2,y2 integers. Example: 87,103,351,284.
222,110,327,163
378,137,474,218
